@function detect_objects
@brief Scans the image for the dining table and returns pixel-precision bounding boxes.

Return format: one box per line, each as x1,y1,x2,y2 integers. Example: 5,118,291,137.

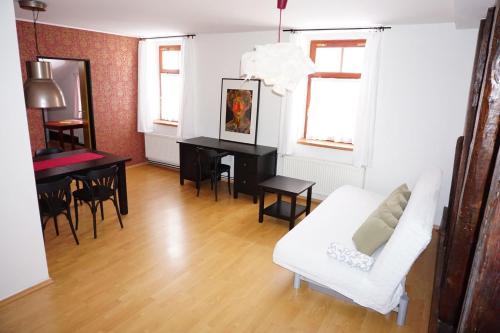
44,119,85,150
33,149,132,215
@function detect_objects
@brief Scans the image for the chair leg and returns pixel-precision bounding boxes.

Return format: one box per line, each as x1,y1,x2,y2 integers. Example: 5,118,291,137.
65,209,79,245
41,216,47,240
99,201,104,221
112,198,124,229
76,181,81,205
74,197,79,230
54,216,59,236
227,170,231,195
91,203,97,239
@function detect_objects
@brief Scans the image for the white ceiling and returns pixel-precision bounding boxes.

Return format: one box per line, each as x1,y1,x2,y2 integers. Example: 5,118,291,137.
13,0,489,37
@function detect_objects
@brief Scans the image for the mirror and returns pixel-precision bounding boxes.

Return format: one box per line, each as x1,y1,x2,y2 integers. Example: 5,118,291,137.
38,57,96,150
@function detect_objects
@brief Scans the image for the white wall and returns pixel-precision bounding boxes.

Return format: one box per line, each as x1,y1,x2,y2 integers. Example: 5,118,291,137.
194,31,282,148
186,23,477,225
0,1,49,300
365,24,478,222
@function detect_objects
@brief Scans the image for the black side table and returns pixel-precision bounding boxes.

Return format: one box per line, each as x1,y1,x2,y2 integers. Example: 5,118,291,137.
258,176,315,230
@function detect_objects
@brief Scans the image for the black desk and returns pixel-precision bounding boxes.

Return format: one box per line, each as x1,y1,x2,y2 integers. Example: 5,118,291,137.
178,137,277,203
34,149,131,214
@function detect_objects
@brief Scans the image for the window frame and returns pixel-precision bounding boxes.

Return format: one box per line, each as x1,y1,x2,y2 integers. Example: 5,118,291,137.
157,45,181,126
301,39,366,150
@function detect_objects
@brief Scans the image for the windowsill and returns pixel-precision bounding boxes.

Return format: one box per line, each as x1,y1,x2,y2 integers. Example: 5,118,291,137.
297,138,354,151
154,119,178,127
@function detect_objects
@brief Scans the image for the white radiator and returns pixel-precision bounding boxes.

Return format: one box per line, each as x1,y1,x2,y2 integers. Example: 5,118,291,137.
145,133,179,166
281,155,365,199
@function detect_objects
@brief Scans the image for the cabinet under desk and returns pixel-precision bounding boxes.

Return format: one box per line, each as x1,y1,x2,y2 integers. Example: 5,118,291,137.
177,136,277,203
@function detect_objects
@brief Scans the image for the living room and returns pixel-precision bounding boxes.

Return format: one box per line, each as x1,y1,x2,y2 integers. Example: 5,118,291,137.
0,0,498,332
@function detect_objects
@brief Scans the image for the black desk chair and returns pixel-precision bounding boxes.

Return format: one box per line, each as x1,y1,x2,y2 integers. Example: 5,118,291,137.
72,166,123,239
36,177,79,245
196,147,231,201
35,147,63,157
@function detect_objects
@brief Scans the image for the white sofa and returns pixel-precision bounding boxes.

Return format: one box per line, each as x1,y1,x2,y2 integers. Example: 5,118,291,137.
273,168,441,325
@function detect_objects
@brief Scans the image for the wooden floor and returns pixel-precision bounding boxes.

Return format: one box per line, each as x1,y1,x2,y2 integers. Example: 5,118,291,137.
0,164,437,332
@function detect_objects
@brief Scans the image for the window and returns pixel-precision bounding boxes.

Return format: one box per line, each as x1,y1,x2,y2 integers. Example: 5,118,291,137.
301,39,366,150
159,45,182,124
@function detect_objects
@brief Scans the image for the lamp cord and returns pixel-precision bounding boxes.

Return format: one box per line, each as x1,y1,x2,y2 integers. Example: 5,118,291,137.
32,10,41,56
278,8,282,42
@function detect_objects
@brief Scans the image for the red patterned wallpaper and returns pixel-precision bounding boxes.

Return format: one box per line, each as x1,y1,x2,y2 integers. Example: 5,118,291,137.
16,21,145,164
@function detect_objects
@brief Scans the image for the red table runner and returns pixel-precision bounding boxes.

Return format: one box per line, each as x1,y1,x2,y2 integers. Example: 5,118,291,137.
34,152,105,172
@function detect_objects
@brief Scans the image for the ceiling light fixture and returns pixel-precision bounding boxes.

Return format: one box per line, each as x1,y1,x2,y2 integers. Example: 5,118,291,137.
18,0,66,108
240,0,314,96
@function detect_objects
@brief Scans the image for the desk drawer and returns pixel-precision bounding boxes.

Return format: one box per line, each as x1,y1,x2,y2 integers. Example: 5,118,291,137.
235,174,257,193
236,156,257,174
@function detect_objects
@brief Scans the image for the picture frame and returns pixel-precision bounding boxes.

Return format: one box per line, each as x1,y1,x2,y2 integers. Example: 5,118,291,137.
219,78,261,145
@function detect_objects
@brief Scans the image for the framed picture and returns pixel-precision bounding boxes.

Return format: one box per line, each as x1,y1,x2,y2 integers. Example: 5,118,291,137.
219,78,261,145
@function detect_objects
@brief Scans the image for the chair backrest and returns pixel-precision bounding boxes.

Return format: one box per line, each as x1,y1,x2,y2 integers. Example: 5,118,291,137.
35,147,63,157
37,177,72,212
196,148,219,175
368,168,442,302
84,166,119,191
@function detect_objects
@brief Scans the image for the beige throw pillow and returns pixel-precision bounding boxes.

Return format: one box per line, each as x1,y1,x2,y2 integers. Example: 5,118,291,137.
352,184,411,255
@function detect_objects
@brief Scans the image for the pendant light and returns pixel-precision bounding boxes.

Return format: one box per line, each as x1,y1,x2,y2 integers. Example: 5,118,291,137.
240,0,315,96
19,0,66,108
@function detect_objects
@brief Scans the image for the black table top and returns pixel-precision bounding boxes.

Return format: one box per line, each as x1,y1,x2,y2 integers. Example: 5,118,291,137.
258,176,315,195
178,136,277,156
34,149,131,182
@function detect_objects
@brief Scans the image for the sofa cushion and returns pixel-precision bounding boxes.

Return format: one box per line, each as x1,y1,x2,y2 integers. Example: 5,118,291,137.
352,213,395,255
352,184,411,255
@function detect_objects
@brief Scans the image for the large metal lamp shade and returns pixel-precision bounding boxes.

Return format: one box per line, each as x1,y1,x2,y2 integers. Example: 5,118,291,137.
24,61,66,108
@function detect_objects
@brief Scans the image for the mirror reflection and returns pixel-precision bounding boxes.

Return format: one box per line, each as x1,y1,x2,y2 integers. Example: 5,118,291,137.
38,57,96,151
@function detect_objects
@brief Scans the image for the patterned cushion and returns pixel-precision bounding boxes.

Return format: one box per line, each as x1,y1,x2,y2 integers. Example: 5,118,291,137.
327,242,374,272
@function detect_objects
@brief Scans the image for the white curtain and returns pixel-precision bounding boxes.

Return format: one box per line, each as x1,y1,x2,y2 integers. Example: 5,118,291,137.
177,37,196,140
278,32,309,156
137,39,160,133
352,31,382,167
74,71,82,118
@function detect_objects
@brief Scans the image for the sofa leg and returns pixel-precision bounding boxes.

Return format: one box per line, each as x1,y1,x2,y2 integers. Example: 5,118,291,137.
396,292,409,326
293,273,301,289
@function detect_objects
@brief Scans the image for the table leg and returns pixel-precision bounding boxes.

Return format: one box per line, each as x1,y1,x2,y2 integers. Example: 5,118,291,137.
117,161,129,215
277,193,282,210
289,196,297,230
58,129,64,149
259,189,265,223
306,187,312,215
70,129,75,150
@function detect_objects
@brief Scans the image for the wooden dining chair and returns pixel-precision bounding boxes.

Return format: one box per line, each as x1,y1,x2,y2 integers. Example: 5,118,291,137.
72,166,123,239
196,147,231,201
36,177,79,245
